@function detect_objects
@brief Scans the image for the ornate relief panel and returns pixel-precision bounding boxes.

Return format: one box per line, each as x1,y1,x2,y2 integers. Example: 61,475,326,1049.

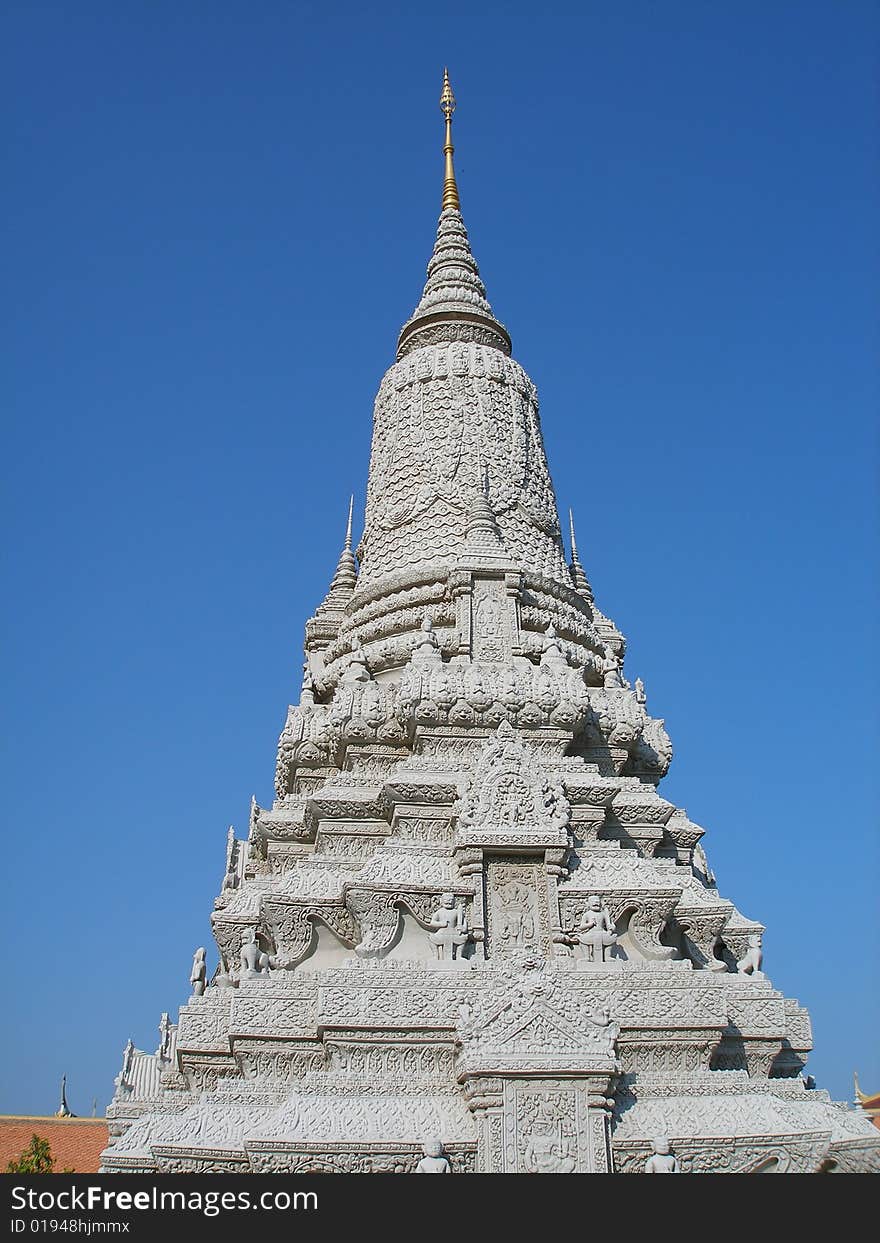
485,857,550,957
499,1081,609,1173
471,579,514,661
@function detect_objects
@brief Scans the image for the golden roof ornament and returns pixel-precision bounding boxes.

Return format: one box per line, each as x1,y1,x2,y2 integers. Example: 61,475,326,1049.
440,68,460,212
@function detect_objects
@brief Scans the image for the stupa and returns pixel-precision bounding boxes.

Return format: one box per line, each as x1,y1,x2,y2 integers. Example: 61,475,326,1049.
102,73,880,1175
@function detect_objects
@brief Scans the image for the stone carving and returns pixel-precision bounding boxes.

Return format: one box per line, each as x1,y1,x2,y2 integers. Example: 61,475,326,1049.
456,955,620,1065
626,715,673,779
190,948,207,996
397,658,597,735
347,890,401,959
736,933,765,978
159,1013,173,1061
472,582,508,661
522,1095,576,1173
693,841,717,888
428,894,471,961
102,77,880,1179
359,339,570,592
112,1040,136,1099
601,646,624,689
645,1136,680,1173
239,929,275,978
540,622,568,671
576,896,618,963
456,721,570,841
494,879,538,952
341,639,371,685
416,1138,451,1172
412,616,442,665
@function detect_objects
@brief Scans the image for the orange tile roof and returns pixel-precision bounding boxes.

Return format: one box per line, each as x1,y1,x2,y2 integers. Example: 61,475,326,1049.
0,1117,109,1173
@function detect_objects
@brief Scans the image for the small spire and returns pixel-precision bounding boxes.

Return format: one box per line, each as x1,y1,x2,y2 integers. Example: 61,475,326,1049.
56,1074,74,1118
304,496,359,656
462,469,506,559
344,494,354,551
328,497,358,594
568,509,594,603
440,68,460,212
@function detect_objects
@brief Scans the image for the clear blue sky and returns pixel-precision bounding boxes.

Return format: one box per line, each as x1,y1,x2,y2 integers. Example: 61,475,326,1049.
2,1,877,1115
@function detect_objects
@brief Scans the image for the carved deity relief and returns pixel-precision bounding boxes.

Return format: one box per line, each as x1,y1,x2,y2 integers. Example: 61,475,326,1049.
645,1136,680,1173
428,893,472,961
472,582,510,661
494,782,530,831
519,1091,578,1173
486,860,546,957
494,881,537,951
481,1082,606,1174
456,721,571,840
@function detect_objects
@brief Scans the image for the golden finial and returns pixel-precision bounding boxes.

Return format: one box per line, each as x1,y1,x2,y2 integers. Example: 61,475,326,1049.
440,68,460,213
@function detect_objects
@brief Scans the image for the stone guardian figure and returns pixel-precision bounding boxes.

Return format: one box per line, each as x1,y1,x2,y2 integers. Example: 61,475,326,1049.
601,646,624,689
577,895,618,963
416,1138,451,1172
428,894,471,962
239,928,273,978
412,615,442,665
190,947,207,996
645,1136,680,1173
736,932,764,977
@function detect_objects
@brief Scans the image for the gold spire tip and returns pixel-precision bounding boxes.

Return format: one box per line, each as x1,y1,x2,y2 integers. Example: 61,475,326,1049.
440,68,456,120
440,68,460,212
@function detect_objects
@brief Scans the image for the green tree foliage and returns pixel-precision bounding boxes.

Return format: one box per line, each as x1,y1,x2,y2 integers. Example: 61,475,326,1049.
6,1133,70,1173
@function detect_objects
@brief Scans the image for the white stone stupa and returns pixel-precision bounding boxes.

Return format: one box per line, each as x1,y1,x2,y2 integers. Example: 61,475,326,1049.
102,73,880,1175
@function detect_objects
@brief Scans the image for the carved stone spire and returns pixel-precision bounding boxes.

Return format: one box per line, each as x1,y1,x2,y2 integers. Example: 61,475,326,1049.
568,509,594,603
327,495,357,595
304,497,359,656
397,71,511,359
461,469,507,561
